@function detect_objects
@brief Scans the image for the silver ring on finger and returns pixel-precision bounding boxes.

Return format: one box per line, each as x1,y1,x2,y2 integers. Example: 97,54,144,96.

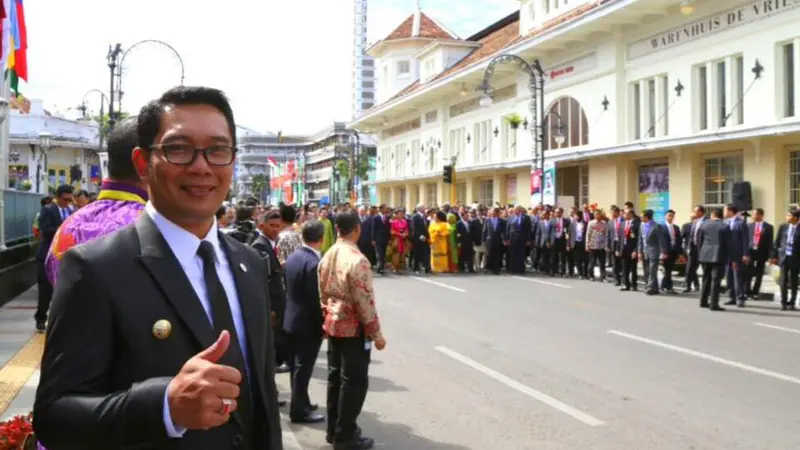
219,398,233,415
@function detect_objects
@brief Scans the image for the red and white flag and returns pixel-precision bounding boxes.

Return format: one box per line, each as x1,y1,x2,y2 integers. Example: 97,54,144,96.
267,157,278,168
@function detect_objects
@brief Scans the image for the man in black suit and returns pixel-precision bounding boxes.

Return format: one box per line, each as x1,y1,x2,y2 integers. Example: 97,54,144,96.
370,204,391,274
771,209,800,311
356,206,376,266
482,207,506,274
661,209,683,293
536,209,554,273
34,86,282,449
252,210,290,375
684,205,707,293
505,205,532,274
637,209,667,296
618,208,641,291
697,208,731,311
456,210,475,273
468,209,486,271
549,207,570,277
723,204,750,305
34,184,74,331
283,220,325,424
606,206,623,285
746,208,773,299
410,204,431,273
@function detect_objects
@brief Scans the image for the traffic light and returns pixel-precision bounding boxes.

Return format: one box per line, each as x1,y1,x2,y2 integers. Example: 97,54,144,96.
442,165,453,184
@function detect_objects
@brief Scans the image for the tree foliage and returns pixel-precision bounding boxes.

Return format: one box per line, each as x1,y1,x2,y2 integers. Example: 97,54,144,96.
335,156,371,181
250,174,270,198
92,112,131,138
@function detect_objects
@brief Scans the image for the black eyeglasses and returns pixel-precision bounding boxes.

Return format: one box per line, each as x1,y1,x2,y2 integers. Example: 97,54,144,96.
149,144,237,166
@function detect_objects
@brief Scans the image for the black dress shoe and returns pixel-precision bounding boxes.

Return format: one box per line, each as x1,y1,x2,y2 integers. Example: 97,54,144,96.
645,290,659,296
700,303,709,308
620,287,631,291
275,364,291,374
278,400,287,407
724,300,736,306
334,436,375,450
35,321,46,333
709,305,726,311
290,412,325,424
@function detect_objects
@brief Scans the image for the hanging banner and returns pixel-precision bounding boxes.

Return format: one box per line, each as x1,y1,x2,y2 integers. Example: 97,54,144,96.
638,164,670,223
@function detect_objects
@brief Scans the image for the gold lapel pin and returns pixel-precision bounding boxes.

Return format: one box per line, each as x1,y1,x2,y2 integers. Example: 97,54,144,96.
240,263,247,272
152,319,172,340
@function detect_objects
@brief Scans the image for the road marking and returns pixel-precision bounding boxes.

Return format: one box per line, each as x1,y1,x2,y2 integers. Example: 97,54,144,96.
411,276,466,292
754,322,800,335
608,330,800,386
279,414,304,450
434,346,604,427
512,276,572,289
0,333,45,416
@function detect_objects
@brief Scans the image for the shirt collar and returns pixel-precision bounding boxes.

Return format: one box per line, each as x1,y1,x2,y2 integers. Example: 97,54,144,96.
303,244,321,259
145,201,222,266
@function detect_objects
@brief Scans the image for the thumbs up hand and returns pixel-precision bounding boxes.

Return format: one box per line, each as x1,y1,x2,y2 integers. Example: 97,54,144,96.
166,331,242,430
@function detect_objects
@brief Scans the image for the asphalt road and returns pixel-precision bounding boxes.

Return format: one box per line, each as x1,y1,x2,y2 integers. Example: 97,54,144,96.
277,272,800,450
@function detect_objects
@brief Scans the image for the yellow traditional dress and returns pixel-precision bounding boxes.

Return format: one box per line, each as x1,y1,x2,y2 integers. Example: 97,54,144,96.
429,220,451,273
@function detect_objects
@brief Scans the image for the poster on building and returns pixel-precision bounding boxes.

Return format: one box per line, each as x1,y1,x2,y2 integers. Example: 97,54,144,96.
506,175,517,205
543,161,556,206
638,164,670,223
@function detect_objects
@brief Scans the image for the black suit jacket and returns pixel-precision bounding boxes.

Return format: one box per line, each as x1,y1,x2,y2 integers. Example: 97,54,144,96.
34,214,282,450
698,219,731,264
773,223,800,268
748,221,774,261
468,218,483,247
411,213,430,242
36,203,67,260
506,214,532,245
664,223,683,255
357,215,373,248
251,235,286,316
371,215,390,246
282,247,322,337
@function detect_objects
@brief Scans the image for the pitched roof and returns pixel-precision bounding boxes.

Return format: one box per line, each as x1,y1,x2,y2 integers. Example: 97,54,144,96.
366,0,612,114
383,11,457,41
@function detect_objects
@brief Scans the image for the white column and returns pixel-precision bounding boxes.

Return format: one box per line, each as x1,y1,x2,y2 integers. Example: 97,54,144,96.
638,81,649,139
794,38,800,117
724,56,734,127
654,76,666,137
707,62,718,130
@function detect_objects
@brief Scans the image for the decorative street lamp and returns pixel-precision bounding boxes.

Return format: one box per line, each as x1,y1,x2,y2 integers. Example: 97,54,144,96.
478,54,567,205
107,43,123,130
38,131,52,193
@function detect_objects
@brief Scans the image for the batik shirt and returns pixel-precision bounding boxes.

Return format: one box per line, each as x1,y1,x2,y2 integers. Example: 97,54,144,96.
276,226,303,265
318,239,382,340
45,181,147,286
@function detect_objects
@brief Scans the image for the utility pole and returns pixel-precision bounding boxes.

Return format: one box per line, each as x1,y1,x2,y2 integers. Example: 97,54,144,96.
107,44,123,129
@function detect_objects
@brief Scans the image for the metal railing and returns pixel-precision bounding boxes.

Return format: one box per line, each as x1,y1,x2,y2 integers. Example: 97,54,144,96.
3,189,45,247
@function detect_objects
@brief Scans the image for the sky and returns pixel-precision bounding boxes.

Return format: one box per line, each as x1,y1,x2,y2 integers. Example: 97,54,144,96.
24,0,518,135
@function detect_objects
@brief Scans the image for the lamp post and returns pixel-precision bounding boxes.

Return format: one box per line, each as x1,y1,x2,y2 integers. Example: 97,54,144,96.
38,132,52,194
478,55,565,205
78,89,111,151
344,130,360,204
117,40,186,115
0,96,10,249
107,44,123,130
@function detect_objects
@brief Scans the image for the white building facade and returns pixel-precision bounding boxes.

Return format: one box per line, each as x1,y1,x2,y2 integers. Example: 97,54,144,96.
351,0,376,118
348,0,800,226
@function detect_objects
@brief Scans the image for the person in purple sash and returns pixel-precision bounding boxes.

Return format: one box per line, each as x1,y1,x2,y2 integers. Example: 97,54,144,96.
45,117,146,287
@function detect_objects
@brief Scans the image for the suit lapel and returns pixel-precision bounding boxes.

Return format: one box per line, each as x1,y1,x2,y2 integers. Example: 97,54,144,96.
219,234,269,396
135,214,216,350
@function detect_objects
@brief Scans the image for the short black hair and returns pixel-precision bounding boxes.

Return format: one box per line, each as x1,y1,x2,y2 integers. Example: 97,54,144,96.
263,210,281,222
793,210,800,220
334,210,359,236
55,185,74,196
695,205,706,214
40,196,53,206
754,208,764,215
74,189,89,198
244,197,259,207
216,205,227,219
235,205,254,222
107,116,140,182
137,86,236,150
666,209,675,215
279,203,296,223
711,208,724,218
301,220,325,244
624,201,634,208
642,209,654,219
725,204,738,214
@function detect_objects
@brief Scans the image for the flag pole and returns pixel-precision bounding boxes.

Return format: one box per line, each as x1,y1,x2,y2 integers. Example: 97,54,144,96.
0,69,12,249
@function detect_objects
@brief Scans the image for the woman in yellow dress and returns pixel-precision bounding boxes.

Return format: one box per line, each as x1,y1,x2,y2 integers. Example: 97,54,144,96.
428,211,450,273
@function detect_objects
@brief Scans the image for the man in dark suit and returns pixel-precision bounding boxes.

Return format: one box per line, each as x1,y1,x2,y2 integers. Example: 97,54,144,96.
618,208,641,291
482,207,506,274
771,209,800,311
550,207,570,277
684,205,707,293
356,206,376,266
661,209,683,293
33,86,282,450
724,204,750,305
283,220,325,424
252,210,290,375
536,208,554,273
468,209,485,271
697,208,731,311
505,205,532,274
606,206,623,285
746,208,773,299
370,204,391,274
637,209,667,295
34,184,74,331
410,205,431,273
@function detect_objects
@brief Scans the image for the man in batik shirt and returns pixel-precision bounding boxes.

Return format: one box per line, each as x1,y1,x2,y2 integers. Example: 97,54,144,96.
276,202,303,264
46,118,145,286
318,211,385,449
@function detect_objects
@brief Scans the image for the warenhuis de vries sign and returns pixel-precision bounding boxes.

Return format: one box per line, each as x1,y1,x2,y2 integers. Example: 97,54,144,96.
628,0,800,59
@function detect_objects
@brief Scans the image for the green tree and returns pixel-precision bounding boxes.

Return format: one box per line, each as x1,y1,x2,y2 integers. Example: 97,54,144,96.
92,112,131,138
250,174,270,199
335,156,371,181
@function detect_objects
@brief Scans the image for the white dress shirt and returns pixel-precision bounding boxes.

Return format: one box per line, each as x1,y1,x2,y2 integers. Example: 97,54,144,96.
146,202,249,437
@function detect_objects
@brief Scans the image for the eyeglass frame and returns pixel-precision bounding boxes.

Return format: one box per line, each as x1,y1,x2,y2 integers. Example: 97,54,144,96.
148,144,238,167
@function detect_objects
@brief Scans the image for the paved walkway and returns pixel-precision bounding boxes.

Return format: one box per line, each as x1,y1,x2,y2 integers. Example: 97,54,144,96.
0,287,41,422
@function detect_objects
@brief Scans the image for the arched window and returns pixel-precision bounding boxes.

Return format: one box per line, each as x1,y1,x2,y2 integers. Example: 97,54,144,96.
543,96,589,151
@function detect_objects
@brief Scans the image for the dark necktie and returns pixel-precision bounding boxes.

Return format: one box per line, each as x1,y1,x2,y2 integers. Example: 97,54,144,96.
197,241,254,438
